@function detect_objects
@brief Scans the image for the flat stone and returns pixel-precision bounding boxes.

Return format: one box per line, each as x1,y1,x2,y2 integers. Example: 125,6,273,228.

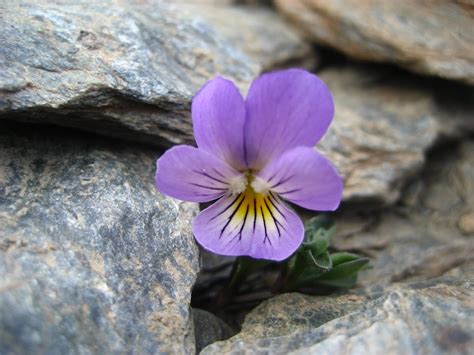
202,281,474,354
317,65,474,204
231,292,368,340
0,0,311,147
275,0,474,84
0,122,200,354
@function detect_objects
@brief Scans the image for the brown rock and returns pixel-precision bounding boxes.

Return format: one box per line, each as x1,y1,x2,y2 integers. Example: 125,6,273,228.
317,65,474,204
276,0,474,84
458,213,474,235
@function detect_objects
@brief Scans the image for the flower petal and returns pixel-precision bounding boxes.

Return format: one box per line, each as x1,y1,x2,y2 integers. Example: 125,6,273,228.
257,147,343,211
156,145,241,203
244,69,334,169
192,77,247,170
193,190,304,261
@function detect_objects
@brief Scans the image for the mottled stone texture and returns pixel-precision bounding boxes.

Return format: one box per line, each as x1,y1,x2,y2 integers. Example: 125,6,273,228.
0,122,200,354
276,0,474,84
202,281,474,354
333,139,474,287
318,65,474,204
0,0,311,147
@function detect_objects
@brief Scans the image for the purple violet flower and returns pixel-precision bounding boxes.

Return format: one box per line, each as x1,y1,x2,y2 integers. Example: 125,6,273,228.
156,69,343,261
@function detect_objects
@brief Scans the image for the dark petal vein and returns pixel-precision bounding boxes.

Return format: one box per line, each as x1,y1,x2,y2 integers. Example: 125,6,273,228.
253,198,257,233
210,194,242,222
263,198,281,238
270,174,296,189
238,203,250,241
193,169,228,184
278,188,302,196
190,183,227,191
261,205,272,245
268,193,287,221
220,195,246,238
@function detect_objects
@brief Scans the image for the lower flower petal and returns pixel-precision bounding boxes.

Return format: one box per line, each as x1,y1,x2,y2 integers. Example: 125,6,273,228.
156,145,241,202
193,190,304,261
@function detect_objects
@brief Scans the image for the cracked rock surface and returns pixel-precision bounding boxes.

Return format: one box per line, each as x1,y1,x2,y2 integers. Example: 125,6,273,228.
0,122,200,354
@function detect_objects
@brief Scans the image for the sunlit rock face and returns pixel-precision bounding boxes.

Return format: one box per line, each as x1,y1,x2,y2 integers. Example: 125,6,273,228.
0,0,312,147
276,0,474,84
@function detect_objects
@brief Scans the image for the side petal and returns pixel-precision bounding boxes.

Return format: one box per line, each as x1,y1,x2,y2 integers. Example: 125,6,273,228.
244,69,334,169
156,145,241,203
193,191,304,261
192,76,247,170
257,147,343,211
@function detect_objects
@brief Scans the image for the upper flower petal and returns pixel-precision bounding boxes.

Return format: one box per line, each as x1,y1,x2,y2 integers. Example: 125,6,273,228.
156,145,242,203
256,146,343,211
193,191,304,261
192,77,247,170
244,69,334,169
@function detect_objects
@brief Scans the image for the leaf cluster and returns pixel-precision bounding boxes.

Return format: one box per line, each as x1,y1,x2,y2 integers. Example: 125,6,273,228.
283,216,369,291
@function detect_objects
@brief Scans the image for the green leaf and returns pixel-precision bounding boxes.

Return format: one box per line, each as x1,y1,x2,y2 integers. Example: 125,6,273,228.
302,215,335,256
302,237,330,255
330,252,362,267
315,274,359,288
282,215,370,292
304,215,334,233
310,250,332,270
316,257,369,284
285,254,323,289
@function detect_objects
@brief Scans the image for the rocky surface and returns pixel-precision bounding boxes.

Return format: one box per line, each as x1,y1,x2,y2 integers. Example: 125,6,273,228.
191,5,316,71
0,0,311,147
317,65,474,204
202,280,474,354
3,0,472,205
2,1,474,352
275,0,474,84
332,139,474,286
193,308,235,353
0,122,200,354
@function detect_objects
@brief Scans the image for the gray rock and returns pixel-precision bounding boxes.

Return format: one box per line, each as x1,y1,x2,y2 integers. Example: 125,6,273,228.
317,65,474,204
189,4,316,71
193,308,235,353
0,0,311,147
228,292,368,340
202,281,474,354
332,139,474,287
0,122,200,354
275,0,474,84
